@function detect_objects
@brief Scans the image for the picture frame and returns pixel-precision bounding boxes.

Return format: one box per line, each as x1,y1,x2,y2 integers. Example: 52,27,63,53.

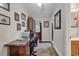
0,14,10,25
22,21,25,27
14,12,19,21
17,23,21,31
0,3,10,11
21,13,26,21
44,21,49,27
54,10,61,29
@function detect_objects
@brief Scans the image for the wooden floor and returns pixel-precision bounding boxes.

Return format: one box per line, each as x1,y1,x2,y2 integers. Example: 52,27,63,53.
32,42,58,56
34,47,58,56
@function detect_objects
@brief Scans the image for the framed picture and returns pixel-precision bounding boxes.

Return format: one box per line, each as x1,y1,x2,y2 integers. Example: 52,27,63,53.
14,12,19,21
21,13,26,21
0,14,10,25
54,10,61,29
0,3,10,11
17,23,21,31
44,21,49,27
22,21,25,27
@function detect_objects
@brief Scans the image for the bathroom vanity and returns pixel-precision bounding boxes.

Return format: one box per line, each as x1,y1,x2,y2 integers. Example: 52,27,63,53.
71,37,79,56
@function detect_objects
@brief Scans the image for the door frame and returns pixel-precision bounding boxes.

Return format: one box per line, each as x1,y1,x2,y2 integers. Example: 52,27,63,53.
51,23,53,41
39,23,51,43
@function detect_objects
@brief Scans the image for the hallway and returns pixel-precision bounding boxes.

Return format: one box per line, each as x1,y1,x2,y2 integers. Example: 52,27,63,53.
0,3,72,56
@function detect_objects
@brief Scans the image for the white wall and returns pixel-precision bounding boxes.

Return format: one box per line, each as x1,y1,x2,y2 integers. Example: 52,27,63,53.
51,3,70,56
35,18,41,32
0,3,28,56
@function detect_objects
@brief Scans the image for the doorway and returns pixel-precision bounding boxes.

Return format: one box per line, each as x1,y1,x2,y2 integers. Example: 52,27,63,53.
51,23,53,41
39,23,42,42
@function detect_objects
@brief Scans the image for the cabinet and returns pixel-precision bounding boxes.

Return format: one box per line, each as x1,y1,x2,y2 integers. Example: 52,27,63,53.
9,45,30,56
71,41,79,56
5,37,37,56
5,40,30,56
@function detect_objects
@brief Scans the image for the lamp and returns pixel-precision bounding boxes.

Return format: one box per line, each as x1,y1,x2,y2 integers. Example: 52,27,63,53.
37,3,42,7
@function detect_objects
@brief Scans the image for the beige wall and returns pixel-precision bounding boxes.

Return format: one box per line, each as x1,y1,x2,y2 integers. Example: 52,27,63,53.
0,3,28,55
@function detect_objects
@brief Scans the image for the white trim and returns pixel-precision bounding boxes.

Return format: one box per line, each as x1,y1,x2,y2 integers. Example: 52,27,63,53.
51,41,53,43
53,43,63,56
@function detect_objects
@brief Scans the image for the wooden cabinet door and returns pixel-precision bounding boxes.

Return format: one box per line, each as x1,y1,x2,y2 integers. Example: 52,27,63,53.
9,46,18,56
71,44,79,56
19,45,30,56
18,46,26,56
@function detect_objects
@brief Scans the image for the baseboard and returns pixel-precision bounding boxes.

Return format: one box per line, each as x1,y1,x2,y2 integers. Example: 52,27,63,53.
39,41,51,43
53,43,63,56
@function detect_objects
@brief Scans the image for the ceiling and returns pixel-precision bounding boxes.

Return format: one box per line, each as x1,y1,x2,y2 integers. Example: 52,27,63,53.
22,3,55,19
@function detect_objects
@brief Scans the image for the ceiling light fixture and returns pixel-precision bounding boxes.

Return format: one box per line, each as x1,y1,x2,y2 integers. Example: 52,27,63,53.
37,3,42,7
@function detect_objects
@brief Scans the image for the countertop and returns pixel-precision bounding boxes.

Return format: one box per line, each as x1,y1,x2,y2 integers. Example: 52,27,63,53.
5,37,36,46
71,37,79,41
